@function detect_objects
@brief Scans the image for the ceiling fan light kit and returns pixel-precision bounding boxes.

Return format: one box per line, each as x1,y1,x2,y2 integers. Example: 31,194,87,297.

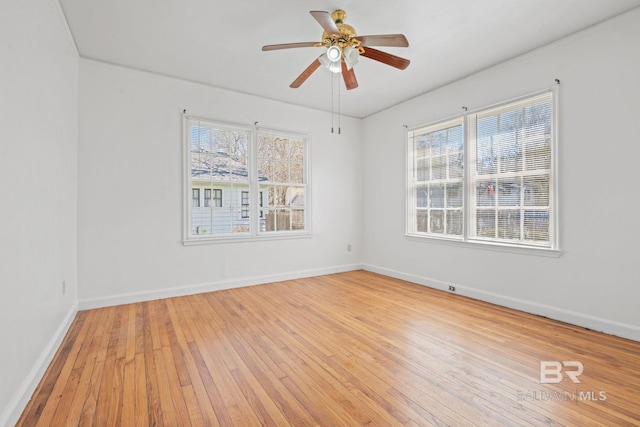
262,9,410,90
319,45,343,73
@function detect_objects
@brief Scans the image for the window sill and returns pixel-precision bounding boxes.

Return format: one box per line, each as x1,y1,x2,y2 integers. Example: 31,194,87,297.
405,234,562,258
183,231,312,246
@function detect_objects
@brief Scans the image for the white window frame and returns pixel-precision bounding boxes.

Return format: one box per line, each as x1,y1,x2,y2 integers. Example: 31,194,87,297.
183,116,311,244
407,117,465,240
406,88,561,257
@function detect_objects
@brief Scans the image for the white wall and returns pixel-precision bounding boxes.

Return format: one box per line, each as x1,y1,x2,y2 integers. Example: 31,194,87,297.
77,59,363,307
3,5,639,425
0,0,79,425
362,8,640,341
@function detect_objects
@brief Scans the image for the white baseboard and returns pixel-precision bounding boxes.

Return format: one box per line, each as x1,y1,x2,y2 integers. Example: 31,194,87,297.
363,264,640,343
0,302,79,427
79,263,364,310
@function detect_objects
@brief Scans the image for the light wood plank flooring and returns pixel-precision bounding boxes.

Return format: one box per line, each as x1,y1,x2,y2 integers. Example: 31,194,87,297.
18,271,640,426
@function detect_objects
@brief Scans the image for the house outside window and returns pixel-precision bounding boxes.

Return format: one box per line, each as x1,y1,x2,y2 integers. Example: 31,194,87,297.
407,90,557,251
185,116,310,242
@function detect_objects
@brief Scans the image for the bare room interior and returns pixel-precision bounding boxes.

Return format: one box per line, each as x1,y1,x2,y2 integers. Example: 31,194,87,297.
2,1,640,425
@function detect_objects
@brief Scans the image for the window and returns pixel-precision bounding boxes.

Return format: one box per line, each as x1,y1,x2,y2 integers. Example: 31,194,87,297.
258,133,306,232
212,189,222,207
411,118,464,238
408,90,557,250
241,191,249,218
185,116,310,241
192,188,200,207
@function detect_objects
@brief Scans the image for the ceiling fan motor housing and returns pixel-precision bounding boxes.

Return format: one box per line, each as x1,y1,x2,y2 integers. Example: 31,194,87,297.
322,9,361,53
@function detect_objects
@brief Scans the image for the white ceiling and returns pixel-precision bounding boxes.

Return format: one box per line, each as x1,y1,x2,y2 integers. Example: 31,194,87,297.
59,0,640,118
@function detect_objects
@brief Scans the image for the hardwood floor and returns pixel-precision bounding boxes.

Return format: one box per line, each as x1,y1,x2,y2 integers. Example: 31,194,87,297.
18,271,640,426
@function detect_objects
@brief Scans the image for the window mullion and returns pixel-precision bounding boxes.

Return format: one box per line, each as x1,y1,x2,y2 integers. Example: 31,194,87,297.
249,127,259,235
464,113,472,242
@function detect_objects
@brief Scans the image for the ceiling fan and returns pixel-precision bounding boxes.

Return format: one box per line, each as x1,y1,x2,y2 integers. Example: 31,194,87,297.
262,10,410,90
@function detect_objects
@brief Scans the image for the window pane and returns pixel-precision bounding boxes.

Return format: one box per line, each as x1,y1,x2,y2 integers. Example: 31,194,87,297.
290,140,304,162
499,109,523,173
430,184,444,208
264,210,293,231
447,126,464,153
477,116,497,175
498,210,521,240
432,130,446,156
449,153,464,178
263,209,275,231
476,210,495,238
292,209,305,230
498,179,521,207
523,175,549,206
476,180,496,206
274,161,289,182
525,136,551,171
275,186,289,207
446,183,463,208
524,210,549,241
290,162,304,184
430,210,444,233
415,134,428,156
447,210,463,235
416,210,428,232
191,126,211,152
257,135,272,159
265,185,275,208
416,158,429,182
191,209,211,235
431,156,446,179
258,159,273,181
416,185,428,208
524,102,552,171
273,138,289,160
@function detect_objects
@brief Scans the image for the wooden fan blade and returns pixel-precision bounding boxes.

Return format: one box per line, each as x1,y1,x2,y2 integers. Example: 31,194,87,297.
310,11,340,35
361,47,410,70
262,42,319,51
341,62,358,90
357,34,409,47
290,58,322,88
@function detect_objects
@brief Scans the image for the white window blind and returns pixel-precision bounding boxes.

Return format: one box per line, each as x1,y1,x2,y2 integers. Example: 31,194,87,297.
188,118,251,237
469,92,553,246
407,90,557,251
408,117,464,238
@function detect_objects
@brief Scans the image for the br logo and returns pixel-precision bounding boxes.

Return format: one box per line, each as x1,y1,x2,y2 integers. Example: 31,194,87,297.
540,361,583,384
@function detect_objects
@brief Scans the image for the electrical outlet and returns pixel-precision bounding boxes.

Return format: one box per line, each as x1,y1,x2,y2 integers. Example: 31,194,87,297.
347,244,352,252
448,285,456,292
62,280,66,295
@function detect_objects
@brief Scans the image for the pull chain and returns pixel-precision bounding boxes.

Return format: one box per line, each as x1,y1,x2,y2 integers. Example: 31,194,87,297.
338,74,341,134
331,74,335,133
